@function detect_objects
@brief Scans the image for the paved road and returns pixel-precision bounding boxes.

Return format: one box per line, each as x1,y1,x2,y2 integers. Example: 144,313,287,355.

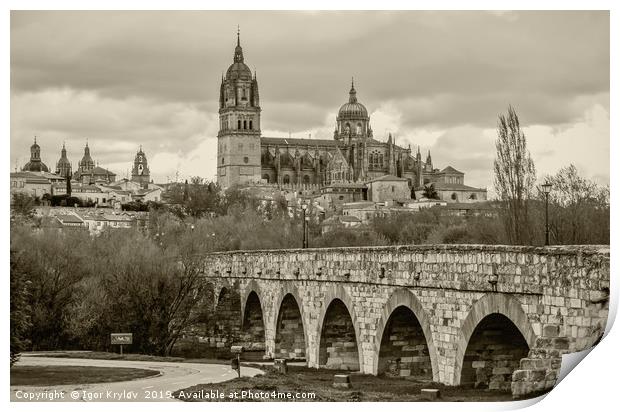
10,355,262,402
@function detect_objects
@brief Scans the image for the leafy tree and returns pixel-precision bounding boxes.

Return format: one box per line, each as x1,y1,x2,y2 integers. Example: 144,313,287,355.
10,250,32,366
11,193,35,219
10,227,92,350
66,171,72,197
184,177,221,218
422,184,439,200
493,105,536,244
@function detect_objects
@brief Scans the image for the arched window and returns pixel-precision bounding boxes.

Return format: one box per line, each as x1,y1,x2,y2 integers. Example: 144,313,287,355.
249,120,253,130
469,193,477,200
451,193,458,201
262,174,270,183
356,123,362,134
243,120,247,130
238,120,241,130
283,175,290,184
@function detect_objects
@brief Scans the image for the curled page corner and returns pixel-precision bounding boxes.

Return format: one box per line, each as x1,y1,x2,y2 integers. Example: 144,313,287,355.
556,348,593,385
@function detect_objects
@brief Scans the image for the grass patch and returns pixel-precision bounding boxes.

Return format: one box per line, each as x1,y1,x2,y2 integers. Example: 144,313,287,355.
173,365,515,402
31,351,232,365
11,365,159,386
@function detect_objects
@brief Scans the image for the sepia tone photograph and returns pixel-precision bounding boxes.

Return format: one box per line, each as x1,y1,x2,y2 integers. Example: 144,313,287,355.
7,8,611,405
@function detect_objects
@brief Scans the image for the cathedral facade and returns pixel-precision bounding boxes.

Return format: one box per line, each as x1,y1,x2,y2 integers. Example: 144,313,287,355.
214,33,486,201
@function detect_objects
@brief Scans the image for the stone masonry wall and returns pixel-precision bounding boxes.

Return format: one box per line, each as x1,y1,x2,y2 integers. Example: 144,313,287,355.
197,244,609,398
460,313,530,390
319,299,360,371
275,294,306,360
240,292,266,351
378,306,432,379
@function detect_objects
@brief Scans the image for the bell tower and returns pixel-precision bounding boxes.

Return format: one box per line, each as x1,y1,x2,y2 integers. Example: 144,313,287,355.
131,146,151,188
216,28,262,188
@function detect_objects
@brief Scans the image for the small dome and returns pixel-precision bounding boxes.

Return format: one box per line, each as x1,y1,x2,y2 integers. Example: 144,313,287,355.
338,81,368,119
226,61,252,81
22,161,50,173
338,101,368,119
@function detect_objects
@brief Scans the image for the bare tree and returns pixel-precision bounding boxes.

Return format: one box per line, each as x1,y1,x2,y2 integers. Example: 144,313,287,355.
544,164,609,244
493,105,537,244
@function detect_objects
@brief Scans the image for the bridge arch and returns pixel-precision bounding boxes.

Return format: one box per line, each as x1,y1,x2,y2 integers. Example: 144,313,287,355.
271,284,309,360
240,280,265,319
374,288,438,381
240,290,266,356
212,281,242,353
454,293,536,386
315,285,363,371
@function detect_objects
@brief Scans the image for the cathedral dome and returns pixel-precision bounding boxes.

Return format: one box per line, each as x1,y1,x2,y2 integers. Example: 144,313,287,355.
22,160,49,172
225,31,253,81
22,137,50,172
338,81,368,119
226,61,252,81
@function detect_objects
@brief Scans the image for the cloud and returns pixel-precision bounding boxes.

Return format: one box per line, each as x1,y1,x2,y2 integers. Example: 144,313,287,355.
10,11,609,185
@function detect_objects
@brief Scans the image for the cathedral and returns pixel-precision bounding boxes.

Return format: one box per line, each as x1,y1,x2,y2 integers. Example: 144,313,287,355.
216,32,485,202
72,142,117,184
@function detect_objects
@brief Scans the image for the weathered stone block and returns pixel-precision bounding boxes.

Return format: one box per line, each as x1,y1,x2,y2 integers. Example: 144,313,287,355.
420,389,439,401
332,374,351,389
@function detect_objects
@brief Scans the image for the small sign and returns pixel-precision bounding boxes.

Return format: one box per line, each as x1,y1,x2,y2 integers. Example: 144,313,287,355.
111,333,133,345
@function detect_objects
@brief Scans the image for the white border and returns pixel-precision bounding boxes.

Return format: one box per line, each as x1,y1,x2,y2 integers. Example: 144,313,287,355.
2,2,616,412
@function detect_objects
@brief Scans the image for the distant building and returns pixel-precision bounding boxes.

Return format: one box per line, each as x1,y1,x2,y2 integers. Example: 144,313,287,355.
11,170,65,199
367,175,410,205
11,171,53,198
131,146,151,188
320,214,363,234
55,142,72,178
73,142,116,184
22,137,50,172
215,32,487,206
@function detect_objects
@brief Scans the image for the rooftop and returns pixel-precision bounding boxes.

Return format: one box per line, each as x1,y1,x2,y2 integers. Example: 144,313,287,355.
369,174,409,183
261,136,343,148
430,182,486,191
439,166,464,175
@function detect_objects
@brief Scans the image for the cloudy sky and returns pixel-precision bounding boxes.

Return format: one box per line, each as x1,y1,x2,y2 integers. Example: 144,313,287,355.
10,11,609,189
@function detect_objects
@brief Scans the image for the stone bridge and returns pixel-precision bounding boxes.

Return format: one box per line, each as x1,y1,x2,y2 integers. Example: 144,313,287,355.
191,244,609,398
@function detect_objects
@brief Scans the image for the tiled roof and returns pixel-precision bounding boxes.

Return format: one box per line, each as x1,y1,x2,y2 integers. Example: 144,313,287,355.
369,174,408,182
56,214,84,224
431,182,486,191
261,136,343,147
439,166,464,174
323,182,367,189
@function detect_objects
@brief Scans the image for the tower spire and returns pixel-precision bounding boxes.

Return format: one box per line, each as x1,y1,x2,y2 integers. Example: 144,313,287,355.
233,26,244,63
349,77,357,104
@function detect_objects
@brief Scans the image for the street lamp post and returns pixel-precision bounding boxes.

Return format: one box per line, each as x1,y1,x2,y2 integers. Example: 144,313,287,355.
301,203,308,249
541,182,553,246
